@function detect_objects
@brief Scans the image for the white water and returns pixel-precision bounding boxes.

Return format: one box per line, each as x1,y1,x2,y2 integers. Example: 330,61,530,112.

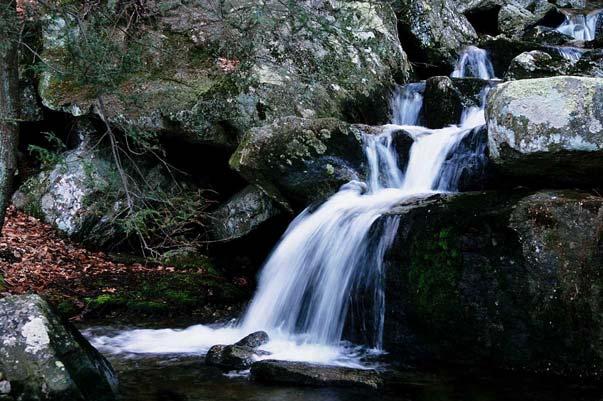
451,46,495,80
88,48,495,368
390,82,424,125
554,46,588,62
556,10,601,41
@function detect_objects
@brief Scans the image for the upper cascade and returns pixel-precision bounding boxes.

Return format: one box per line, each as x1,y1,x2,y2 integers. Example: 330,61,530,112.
451,46,496,80
556,10,602,41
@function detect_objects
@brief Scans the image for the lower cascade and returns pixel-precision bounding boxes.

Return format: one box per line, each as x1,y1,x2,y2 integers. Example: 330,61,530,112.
90,48,495,367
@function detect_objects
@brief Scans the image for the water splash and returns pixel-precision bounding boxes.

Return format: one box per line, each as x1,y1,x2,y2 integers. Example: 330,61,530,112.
556,10,602,41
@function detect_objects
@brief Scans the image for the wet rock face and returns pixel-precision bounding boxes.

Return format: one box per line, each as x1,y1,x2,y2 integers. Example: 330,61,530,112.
39,1,409,147
486,76,603,186
0,295,118,401
383,190,603,378
250,360,383,389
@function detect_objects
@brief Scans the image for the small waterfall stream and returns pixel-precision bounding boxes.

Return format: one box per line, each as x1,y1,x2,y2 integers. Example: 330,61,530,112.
556,10,602,41
90,47,496,367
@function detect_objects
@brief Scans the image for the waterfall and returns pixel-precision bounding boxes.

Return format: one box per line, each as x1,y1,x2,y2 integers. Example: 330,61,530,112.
553,46,588,62
390,82,425,126
89,47,495,368
451,46,495,80
556,10,601,41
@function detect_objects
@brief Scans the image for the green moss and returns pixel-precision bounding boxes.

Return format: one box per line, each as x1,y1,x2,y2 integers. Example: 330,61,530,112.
408,226,464,326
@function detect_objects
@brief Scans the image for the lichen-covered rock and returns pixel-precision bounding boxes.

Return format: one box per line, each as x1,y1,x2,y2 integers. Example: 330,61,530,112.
505,50,572,79
251,360,383,389
0,295,118,401
12,131,179,247
486,76,603,185
38,1,410,147
229,117,368,208
383,190,603,378
395,0,478,69
210,186,282,241
12,135,116,240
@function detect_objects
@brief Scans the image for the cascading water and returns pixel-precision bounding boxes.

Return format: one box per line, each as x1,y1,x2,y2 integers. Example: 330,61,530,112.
451,46,495,80
556,10,602,41
554,46,588,62
390,82,425,126
89,47,495,368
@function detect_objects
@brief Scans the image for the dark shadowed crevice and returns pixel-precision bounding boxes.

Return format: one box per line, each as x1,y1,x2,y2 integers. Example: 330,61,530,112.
464,6,502,36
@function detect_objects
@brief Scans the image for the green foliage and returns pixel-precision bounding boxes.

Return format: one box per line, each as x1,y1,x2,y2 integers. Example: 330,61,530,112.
28,132,67,168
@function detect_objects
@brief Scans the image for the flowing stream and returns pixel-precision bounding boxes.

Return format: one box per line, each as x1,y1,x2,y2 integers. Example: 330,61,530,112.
556,9,602,41
88,47,495,368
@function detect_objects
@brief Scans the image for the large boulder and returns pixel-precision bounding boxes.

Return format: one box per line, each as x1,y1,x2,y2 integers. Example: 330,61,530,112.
0,295,118,401
486,76,603,185
38,1,410,147
395,0,478,71
383,190,603,377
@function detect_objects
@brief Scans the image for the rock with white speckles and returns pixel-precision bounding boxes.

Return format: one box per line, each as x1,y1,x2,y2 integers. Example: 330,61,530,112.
0,295,117,401
486,76,603,185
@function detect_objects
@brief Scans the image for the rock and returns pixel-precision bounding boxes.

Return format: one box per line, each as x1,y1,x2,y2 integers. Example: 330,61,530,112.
422,77,465,128
38,1,410,147
382,190,603,378
395,0,478,70
229,117,367,208
206,331,271,370
486,76,603,185
572,49,603,77
522,26,574,45
19,80,44,122
422,76,486,128
0,294,118,401
210,186,282,241
250,360,383,389
235,331,270,348
205,344,261,370
479,35,548,76
505,50,572,79
499,3,536,38
12,126,189,247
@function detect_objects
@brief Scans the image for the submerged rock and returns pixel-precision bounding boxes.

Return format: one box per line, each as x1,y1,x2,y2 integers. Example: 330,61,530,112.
0,295,118,401
251,360,383,389
383,190,603,378
206,331,270,370
486,76,603,186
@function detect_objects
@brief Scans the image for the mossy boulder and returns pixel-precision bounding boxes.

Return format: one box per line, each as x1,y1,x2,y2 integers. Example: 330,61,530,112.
38,1,410,147
382,190,603,378
486,76,603,186
230,117,367,207
0,295,118,401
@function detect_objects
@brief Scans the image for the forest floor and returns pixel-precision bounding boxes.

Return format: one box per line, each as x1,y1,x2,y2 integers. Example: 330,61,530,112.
0,206,248,323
